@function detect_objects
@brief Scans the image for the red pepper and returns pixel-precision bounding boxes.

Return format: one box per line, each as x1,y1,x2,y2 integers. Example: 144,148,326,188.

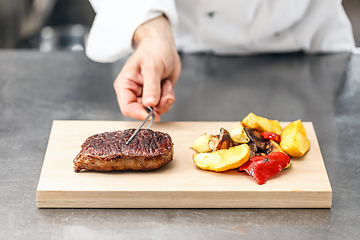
261,132,281,143
239,152,290,185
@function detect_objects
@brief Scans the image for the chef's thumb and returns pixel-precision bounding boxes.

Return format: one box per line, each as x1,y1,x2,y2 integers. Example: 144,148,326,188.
141,64,162,107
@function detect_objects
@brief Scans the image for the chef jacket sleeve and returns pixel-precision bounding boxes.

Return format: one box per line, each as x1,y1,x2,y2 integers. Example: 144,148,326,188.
86,0,178,63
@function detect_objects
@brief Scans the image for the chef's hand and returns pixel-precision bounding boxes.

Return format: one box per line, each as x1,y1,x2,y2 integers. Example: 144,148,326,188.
114,15,181,121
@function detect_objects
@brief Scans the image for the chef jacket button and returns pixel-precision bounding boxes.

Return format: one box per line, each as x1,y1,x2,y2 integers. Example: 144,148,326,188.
207,11,216,18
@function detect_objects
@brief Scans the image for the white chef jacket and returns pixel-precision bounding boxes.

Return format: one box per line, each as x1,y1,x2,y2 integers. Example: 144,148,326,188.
86,0,355,63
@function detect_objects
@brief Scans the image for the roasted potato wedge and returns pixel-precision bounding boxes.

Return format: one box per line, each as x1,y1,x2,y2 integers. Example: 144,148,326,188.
229,122,250,143
191,134,212,153
193,144,250,172
242,113,282,135
280,119,310,157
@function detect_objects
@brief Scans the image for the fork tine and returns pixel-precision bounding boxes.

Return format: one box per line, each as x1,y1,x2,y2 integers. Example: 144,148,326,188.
146,106,155,129
126,107,155,145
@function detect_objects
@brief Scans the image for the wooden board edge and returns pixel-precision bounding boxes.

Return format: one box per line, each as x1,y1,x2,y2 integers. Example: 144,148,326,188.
36,190,332,209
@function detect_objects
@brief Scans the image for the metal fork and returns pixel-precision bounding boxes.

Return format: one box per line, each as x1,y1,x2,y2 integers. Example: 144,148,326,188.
125,106,155,145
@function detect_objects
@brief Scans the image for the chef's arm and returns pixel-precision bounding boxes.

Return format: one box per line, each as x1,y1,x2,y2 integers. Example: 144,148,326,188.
86,0,178,63
85,0,180,120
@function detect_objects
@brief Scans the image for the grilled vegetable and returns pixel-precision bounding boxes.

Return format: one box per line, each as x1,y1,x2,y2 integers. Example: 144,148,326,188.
229,122,250,143
265,140,286,155
261,132,281,143
191,134,212,153
208,135,220,151
280,119,310,157
193,144,250,172
248,142,260,159
238,152,291,185
191,128,236,153
215,128,236,150
242,113,282,135
191,113,310,185
244,127,266,151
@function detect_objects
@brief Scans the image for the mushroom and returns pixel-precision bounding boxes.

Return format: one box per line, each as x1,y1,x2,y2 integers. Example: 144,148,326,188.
208,127,236,151
244,127,266,151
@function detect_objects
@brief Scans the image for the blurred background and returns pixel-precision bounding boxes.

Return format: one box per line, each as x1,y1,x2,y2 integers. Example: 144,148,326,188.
0,0,359,51
0,0,94,51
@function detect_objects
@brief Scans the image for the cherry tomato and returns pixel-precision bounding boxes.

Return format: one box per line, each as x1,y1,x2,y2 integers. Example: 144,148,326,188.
261,132,281,143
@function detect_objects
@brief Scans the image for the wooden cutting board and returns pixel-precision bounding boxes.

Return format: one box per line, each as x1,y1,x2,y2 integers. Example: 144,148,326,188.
36,120,332,208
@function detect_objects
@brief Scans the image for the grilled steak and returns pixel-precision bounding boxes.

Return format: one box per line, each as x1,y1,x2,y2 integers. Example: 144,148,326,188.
73,129,174,172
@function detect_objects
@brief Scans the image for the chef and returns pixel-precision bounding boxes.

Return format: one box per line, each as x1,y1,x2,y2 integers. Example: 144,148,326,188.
85,0,355,121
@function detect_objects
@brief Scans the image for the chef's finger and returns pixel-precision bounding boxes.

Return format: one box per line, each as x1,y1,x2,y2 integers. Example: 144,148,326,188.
141,61,163,107
117,88,161,122
113,74,147,120
155,79,175,115
116,86,149,121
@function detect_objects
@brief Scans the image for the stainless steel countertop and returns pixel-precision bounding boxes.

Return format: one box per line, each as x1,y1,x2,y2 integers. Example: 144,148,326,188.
0,50,359,239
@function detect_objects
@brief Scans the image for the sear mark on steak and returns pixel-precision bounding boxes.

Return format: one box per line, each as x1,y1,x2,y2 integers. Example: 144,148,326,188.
73,129,174,172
